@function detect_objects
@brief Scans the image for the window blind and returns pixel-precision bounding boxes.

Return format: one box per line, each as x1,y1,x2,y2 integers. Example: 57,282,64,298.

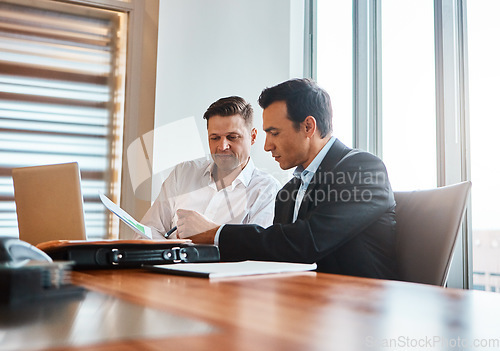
0,1,126,239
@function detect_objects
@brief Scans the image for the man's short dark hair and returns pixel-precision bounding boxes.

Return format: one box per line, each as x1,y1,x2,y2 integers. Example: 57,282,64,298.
258,78,333,138
203,96,253,129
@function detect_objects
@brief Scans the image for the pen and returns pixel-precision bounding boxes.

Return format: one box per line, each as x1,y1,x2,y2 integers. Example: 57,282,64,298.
164,226,177,239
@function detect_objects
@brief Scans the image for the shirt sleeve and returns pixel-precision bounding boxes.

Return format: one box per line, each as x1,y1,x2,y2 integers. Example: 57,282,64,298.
244,178,281,227
214,224,225,245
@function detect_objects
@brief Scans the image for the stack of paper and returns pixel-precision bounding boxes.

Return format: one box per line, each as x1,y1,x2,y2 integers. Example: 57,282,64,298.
145,261,317,278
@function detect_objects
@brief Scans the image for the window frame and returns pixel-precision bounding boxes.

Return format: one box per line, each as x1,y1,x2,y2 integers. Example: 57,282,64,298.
308,0,472,288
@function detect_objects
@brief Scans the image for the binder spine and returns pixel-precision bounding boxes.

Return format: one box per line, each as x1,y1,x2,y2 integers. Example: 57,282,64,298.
41,243,220,269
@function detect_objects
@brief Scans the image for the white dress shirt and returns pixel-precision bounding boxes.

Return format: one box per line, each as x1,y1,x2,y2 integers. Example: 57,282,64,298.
141,157,281,240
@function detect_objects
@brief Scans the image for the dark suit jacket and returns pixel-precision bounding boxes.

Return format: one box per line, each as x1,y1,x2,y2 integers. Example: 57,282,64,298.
219,139,398,280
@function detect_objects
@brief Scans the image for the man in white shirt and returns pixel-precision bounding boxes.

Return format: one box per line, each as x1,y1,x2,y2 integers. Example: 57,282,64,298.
141,96,281,240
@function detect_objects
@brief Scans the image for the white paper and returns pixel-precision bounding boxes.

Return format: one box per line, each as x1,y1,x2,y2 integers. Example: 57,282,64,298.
99,193,152,239
147,261,317,278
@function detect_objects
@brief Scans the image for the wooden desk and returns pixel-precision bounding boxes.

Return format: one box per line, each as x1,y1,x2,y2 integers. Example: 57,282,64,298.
58,269,500,351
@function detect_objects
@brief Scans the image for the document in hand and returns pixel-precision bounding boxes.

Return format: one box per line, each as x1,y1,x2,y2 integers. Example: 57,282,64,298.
99,193,152,239
145,260,317,278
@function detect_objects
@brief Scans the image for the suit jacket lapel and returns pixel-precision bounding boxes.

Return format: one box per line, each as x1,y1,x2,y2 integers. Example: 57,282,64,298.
274,176,301,224
297,139,352,219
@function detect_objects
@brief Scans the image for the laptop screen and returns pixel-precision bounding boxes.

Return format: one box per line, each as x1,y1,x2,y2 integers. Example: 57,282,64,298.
12,162,87,245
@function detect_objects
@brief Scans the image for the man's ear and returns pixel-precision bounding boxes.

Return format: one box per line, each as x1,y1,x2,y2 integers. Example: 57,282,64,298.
250,128,257,145
303,116,317,138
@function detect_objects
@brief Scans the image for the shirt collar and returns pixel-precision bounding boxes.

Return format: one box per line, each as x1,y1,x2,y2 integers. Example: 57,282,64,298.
237,158,255,187
203,159,214,178
293,136,336,181
204,157,255,189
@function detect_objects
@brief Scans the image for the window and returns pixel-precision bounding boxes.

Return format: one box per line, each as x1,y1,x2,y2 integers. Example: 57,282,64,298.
313,0,471,288
0,0,127,239
315,0,437,188
467,0,500,292
315,0,353,147
380,0,437,191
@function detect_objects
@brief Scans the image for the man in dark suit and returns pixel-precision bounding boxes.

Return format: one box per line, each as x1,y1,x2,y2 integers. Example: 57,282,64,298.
176,78,398,279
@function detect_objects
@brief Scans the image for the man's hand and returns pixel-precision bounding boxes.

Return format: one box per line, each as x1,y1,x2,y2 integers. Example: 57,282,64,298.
176,209,220,244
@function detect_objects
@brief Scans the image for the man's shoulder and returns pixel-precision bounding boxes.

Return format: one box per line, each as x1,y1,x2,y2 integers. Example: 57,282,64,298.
337,148,385,167
329,149,390,186
249,166,282,189
318,146,388,176
174,157,212,173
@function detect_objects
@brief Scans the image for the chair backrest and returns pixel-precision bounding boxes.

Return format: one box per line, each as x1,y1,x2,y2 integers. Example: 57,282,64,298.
394,181,471,286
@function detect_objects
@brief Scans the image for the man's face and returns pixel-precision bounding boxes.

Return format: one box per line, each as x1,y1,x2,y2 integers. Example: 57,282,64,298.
263,101,309,170
207,114,256,172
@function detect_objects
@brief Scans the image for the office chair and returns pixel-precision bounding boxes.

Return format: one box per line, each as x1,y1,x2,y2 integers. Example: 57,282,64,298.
394,181,471,286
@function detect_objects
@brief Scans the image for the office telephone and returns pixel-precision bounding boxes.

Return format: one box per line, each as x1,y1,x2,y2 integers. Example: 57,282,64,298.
0,237,84,305
0,237,53,267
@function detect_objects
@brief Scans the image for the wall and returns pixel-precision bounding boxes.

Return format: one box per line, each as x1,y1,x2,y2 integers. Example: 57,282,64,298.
149,0,305,201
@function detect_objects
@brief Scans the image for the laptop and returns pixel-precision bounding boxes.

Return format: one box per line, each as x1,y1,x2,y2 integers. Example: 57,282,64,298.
12,162,87,246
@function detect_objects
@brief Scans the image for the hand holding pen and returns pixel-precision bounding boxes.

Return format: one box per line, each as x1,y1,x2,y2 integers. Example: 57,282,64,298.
164,226,177,239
